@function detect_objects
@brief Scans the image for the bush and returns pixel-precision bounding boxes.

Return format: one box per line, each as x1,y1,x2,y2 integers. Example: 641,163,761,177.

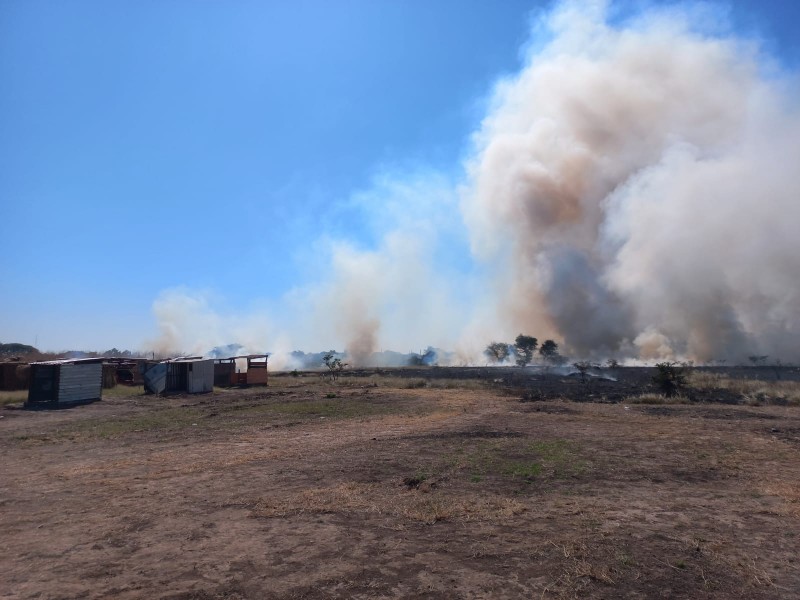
652,362,688,397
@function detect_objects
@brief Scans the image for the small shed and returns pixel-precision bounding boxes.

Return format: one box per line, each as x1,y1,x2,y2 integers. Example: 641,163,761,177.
214,354,269,387
26,358,103,409
143,358,214,395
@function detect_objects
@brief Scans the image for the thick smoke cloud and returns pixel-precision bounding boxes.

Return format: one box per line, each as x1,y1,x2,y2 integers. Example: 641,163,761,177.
149,0,800,365
463,0,800,361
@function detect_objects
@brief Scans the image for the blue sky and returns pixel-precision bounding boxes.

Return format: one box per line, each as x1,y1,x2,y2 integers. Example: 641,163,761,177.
1,0,799,352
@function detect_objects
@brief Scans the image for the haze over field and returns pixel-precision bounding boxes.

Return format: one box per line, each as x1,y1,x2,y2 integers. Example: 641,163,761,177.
2,0,799,365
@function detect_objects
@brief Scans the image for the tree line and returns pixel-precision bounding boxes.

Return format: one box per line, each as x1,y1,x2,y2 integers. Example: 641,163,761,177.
484,335,563,367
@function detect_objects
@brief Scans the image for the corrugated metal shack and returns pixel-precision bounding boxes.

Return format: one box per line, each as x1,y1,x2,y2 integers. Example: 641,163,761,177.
25,358,103,409
143,358,214,395
214,354,269,387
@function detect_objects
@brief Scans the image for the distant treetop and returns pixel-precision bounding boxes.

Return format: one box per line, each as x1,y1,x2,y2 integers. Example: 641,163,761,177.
0,342,38,356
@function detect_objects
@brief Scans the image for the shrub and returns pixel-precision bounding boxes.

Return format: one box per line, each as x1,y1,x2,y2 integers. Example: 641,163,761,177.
652,362,688,397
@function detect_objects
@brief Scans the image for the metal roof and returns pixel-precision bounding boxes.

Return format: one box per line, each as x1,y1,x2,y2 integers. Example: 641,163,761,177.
168,357,213,364
30,357,106,366
213,354,270,362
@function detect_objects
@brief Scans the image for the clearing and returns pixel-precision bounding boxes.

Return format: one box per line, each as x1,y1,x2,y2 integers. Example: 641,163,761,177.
2,367,800,598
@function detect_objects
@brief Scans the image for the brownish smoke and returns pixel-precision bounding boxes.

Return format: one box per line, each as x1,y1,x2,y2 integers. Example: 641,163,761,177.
463,0,800,362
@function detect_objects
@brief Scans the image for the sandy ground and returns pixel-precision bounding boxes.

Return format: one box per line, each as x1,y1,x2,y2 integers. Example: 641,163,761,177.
2,371,800,598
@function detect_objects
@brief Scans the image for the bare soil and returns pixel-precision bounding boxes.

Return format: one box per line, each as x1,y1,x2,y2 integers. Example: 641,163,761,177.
2,368,800,598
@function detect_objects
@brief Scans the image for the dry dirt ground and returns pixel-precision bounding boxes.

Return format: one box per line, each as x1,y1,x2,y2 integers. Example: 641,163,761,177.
2,368,800,599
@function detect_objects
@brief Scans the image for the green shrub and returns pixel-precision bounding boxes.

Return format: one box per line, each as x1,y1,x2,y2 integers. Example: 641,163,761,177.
652,362,688,397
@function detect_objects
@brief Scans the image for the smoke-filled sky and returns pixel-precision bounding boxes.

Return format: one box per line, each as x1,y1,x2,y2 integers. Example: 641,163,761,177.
2,0,799,364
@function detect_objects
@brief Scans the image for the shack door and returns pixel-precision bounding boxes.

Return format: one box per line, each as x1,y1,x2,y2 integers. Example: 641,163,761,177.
28,365,58,404
187,361,213,393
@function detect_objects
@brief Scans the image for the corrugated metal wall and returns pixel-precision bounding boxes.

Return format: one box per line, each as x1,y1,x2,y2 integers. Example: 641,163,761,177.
143,363,168,394
57,363,102,403
187,360,214,393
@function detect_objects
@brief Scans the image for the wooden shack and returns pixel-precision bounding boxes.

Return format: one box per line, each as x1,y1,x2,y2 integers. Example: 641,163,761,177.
0,361,29,391
25,358,103,409
213,354,269,387
102,358,147,386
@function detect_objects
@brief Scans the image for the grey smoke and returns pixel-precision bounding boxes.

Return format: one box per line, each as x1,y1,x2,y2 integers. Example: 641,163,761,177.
463,0,800,361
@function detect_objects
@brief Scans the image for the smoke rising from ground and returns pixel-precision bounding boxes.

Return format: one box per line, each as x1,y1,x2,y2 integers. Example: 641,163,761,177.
149,1,800,365
463,0,800,362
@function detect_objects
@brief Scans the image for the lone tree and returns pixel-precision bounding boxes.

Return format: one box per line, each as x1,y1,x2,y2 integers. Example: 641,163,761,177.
539,339,560,363
514,334,538,367
323,353,347,382
652,361,687,397
485,342,511,364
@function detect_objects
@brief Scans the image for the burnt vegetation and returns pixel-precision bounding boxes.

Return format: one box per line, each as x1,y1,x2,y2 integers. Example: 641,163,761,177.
472,333,799,406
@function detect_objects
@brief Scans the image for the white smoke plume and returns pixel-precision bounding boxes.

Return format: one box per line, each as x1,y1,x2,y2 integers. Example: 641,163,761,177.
463,0,800,362
147,173,477,366
295,172,475,366
148,0,800,365
146,289,299,368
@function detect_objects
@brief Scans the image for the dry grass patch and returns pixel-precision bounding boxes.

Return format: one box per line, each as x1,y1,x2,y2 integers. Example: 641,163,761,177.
538,522,784,598
625,393,691,405
414,378,493,391
0,390,26,407
690,372,800,405
248,481,527,525
102,385,146,398
760,481,800,517
443,437,587,483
